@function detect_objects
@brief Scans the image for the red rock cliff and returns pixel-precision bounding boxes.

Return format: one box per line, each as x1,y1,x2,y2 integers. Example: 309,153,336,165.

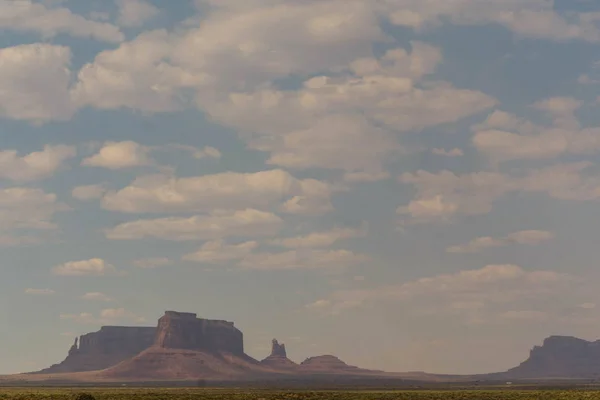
32,326,155,374
154,311,244,354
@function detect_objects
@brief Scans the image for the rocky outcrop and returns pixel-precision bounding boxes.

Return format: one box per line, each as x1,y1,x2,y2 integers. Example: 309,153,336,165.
154,311,244,354
300,355,359,372
33,326,156,374
503,336,600,378
98,311,264,380
260,339,298,369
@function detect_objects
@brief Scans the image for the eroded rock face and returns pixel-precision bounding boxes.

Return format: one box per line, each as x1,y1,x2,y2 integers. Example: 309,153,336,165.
300,355,358,371
505,336,600,378
154,311,244,354
33,326,156,374
260,338,297,369
271,339,287,357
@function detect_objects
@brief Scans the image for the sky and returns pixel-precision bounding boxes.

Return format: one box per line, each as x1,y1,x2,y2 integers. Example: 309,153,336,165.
3,0,600,376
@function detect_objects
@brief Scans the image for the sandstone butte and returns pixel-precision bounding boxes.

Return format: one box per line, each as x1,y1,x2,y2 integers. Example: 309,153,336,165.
9,311,600,383
23,311,393,382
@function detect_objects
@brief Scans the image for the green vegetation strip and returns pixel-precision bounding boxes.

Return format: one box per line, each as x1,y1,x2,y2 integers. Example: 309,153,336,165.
3,389,600,400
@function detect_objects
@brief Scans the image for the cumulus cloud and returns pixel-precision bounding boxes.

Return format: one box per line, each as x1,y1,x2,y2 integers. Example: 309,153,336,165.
471,98,600,163
397,162,600,223
268,226,367,249
0,44,75,122
82,141,153,169
183,239,367,271
24,288,55,295
52,258,121,276
71,8,495,179
0,187,68,237
308,264,575,317
167,145,222,160
237,249,368,271
447,230,555,253
0,145,76,182
0,0,123,42
101,169,332,215
106,209,283,241
115,0,159,27
183,240,259,264
382,0,600,43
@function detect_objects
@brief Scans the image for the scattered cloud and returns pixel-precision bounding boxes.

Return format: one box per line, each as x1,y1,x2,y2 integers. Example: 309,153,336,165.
0,43,74,123
237,249,368,271
81,292,112,302
82,141,153,169
0,0,123,42
0,145,76,182
398,162,600,223
471,98,600,163
308,264,576,318
52,258,121,276
24,288,55,296
115,0,159,27
167,145,222,160
268,226,367,249
447,230,554,253
183,240,258,264
101,169,332,215
106,209,283,241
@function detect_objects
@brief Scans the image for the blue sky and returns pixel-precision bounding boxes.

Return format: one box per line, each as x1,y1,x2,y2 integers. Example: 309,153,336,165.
2,0,600,375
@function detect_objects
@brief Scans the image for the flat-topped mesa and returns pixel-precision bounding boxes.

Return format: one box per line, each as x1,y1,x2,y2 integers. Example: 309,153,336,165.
505,335,600,378
154,311,244,354
33,326,156,374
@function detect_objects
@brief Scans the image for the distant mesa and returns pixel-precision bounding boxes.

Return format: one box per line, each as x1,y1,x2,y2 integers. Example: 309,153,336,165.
501,335,600,379
31,326,155,374
300,355,359,372
24,309,600,384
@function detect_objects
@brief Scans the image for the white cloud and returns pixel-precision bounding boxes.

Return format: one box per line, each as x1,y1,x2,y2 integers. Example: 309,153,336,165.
268,226,366,249
168,145,222,159
105,209,283,241
132,257,172,268
382,0,600,43
72,184,108,200
237,249,368,271
0,145,76,182
101,169,333,215
0,43,74,123
0,0,123,42
60,308,144,324
25,288,55,295
81,292,112,302
471,98,600,163
0,187,67,233
115,0,159,27
52,258,121,276
82,141,153,169
398,162,600,222
309,264,575,317
447,230,554,253
183,240,259,263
